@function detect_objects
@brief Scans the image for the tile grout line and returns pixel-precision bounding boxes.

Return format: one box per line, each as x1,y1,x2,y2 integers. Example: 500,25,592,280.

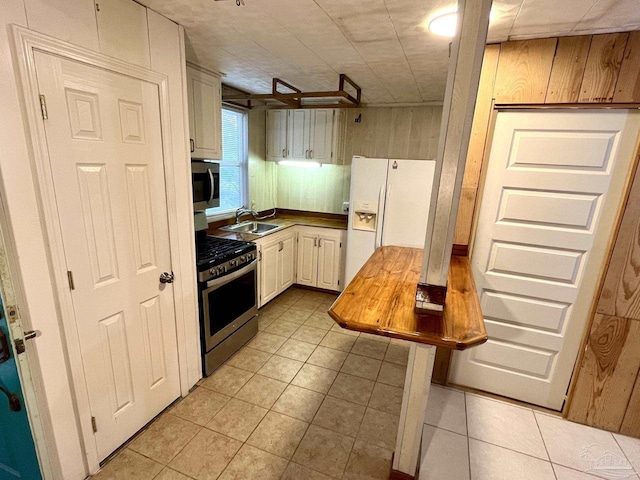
532,409,557,480
612,432,639,476
464,392,472,480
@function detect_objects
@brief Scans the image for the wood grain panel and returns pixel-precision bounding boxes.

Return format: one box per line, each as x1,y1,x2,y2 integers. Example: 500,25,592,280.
567,314,640,431
598,157,640,319
342,106,442,162
621,369,640,437
494,38,557,104
546,36,591,103
453,186,477,246
614,31,640,103
579,33,629,103
432,347,452,385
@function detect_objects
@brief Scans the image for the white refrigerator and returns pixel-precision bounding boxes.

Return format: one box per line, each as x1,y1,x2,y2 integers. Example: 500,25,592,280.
345,156,436,285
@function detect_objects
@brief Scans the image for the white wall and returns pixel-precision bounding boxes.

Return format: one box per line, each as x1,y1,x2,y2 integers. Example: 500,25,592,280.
0,1,197,478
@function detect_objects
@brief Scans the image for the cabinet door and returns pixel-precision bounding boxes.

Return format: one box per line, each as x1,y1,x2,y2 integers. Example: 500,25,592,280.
278,232,296,291
288,110,311,161
95,0,150,68
309,109,335,163
187,67,222,160
259,240,280,306
317,233,342,291
296,231,318,287
266,110,288,161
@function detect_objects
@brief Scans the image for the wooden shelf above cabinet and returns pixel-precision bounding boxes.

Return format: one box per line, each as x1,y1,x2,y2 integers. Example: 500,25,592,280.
329,246,487,350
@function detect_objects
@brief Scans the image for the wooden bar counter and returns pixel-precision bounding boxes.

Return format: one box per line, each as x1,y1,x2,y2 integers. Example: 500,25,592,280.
329,246,487,350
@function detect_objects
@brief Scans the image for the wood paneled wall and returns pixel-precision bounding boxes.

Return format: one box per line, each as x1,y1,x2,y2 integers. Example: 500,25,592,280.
342,106,443,163
454,31,640,250
453,30,640,434
567,155,640,436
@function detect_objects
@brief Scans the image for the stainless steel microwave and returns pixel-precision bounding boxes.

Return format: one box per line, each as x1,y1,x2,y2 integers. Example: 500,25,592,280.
192,161,220,211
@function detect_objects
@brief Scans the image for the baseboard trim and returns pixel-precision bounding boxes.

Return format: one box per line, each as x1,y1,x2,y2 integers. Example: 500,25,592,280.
389,468,415,480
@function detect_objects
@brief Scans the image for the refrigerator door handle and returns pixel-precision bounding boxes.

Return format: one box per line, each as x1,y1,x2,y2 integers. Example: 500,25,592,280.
375,185,385,249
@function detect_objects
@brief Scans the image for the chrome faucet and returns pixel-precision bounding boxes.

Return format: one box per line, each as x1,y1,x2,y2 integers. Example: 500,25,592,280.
235,207,259,224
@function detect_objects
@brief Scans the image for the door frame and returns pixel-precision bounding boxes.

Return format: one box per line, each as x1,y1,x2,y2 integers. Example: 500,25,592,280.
12,25,194,473
0,194,53,479
454,108,640,410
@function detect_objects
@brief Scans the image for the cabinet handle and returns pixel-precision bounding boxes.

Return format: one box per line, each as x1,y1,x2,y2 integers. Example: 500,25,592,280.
318,238,322,247
313,237,317,247
309,150,313,159
278,241,283,252
305,149,309,159
190,139,195,153
282,148,286,158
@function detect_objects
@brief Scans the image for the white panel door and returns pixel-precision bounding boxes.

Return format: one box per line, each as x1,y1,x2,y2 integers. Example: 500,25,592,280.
278,231,296,291
266,109,288,161
317,232,342,291
187,66,222,160
259,239,280,306
34,52,180,459
288,109,311,161
309,109,334,163
450,110,640,410
297,230,318,287
381,159,436,248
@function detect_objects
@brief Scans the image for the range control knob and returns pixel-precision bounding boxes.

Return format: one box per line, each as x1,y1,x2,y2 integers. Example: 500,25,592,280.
230,260,237,267
239,255,246,262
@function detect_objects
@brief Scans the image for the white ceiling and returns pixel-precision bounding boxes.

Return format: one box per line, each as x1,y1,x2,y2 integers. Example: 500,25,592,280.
138,0,640,104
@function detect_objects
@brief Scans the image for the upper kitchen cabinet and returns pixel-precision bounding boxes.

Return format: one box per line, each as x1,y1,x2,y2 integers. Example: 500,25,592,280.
266,108,345,164
187,65,222,160
266,110,288,162
94,0,150,68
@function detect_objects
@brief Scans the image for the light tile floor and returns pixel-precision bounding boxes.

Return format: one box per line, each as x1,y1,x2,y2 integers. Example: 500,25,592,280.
91,286,640,480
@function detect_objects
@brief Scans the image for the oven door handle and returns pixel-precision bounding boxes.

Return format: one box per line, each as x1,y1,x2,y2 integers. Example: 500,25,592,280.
204,260,257,290
208,168,215,205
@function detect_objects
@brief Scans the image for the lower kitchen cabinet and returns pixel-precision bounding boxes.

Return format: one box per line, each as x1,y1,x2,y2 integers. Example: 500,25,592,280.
296,226,345,292
256,229,296,307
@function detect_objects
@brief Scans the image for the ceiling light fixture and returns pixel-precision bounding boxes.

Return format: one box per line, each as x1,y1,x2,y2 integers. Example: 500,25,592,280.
277,160,322,168
426,7,458,37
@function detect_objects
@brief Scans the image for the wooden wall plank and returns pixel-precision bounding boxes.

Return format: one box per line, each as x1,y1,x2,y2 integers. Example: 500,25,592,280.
454,45,500,246
567,314,640,432
493,38,557,104
614,31,640,103
545,36,591,103
579,33,629,103
621,370,640,437
598,156,640,319
388,107,412,159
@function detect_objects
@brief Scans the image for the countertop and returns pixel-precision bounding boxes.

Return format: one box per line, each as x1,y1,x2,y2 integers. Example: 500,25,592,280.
329,246,487,350
208,212,348,242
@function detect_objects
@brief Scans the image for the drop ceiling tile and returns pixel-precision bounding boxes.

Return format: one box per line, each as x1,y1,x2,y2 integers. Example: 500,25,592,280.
573,0,640,33
510,0,597,37
487,0,523,42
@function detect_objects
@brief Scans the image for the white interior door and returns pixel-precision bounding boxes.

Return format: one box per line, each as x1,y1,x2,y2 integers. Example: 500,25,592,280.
450,110,640,410
34,51,181,459
381,159,436,248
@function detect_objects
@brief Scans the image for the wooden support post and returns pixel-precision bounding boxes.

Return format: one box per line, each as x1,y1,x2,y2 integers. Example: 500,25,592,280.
416,0,492,313
391,343,436,479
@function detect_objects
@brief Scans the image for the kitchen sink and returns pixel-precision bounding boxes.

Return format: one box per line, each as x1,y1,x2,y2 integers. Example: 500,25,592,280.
220,221,282,236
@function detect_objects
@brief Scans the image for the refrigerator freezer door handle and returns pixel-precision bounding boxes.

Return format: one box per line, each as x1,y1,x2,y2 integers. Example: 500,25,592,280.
375,185,385,249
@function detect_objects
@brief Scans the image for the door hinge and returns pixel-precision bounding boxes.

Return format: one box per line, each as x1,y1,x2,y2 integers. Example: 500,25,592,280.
14,338,25,354
67,271,75,290
91,416,97,433
339,242,342,248
258,251,262,261
39,94,48,120
338,280,340,286
5,305,20,324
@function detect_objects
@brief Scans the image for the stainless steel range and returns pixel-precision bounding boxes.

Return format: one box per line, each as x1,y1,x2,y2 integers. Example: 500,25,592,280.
196,234,258,376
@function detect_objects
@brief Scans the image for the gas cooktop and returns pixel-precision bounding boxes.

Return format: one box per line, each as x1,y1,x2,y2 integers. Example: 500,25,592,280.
196,236,257,281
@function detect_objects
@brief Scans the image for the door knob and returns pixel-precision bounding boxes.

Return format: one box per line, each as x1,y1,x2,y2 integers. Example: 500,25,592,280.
159,272,175,284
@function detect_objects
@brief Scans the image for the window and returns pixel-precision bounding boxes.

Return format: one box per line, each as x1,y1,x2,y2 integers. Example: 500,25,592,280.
206,107,248,218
